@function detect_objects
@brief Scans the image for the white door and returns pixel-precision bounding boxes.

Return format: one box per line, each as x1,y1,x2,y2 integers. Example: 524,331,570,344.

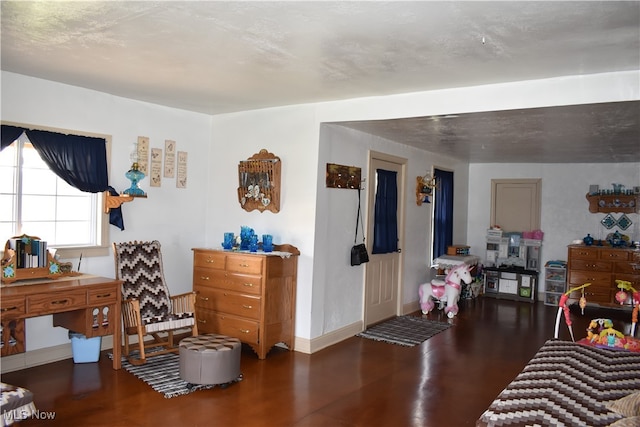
364,153,405,327
491,179,541,232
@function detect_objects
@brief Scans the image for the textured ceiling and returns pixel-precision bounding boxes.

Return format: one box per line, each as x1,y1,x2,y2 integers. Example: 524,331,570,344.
1,1,639,163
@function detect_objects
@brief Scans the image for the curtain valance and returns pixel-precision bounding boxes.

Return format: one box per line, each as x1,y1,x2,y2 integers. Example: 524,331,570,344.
1,124,124,230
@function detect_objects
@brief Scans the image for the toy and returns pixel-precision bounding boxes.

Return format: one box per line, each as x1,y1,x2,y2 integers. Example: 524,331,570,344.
554,282,640,352
418,263,472,318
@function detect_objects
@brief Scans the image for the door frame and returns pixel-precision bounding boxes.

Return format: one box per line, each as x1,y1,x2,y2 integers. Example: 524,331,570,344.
363,150,407,326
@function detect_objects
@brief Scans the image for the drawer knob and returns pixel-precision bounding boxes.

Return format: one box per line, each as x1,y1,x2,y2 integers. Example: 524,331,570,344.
51,299,69,305
242,304,253,309
243,283,254,287
1,306,18,312
197,319,207,324
198,296,209,301
200,276,210,280
239,329,250,334
239,263,249,268
96,293,112,299
206,258,215,263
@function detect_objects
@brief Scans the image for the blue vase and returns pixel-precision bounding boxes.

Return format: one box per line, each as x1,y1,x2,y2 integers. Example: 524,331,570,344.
583,234,594,246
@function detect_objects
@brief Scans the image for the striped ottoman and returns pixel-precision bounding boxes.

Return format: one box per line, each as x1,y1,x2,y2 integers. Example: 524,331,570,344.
179,334,242,387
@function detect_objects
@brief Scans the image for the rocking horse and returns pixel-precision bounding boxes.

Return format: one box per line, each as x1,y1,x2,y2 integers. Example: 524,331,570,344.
419,263,472,318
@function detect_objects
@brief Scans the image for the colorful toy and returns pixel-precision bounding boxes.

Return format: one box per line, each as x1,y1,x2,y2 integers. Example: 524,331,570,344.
554,282,640,352
419,263,472,318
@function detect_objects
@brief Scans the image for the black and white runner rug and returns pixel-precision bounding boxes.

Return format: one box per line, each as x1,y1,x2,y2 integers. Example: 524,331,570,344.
356,315,451,347
114,352,215,398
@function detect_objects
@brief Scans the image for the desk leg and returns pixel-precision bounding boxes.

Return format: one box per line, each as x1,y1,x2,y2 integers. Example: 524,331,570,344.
112,301,122,370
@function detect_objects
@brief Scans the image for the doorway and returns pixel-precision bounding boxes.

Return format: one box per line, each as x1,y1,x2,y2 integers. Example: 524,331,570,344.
364,152,406,327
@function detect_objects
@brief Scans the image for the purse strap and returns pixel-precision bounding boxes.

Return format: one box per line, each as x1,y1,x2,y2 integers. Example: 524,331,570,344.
354,188,365,245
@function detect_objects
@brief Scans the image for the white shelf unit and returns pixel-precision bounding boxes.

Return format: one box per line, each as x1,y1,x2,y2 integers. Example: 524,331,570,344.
544,265,567,306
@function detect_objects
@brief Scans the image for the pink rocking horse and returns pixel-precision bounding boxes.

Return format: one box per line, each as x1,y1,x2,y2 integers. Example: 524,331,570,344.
419,263,472,318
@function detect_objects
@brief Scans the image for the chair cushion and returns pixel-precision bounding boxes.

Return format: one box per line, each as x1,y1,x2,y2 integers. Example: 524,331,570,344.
115,240,172,319
143,312,195,333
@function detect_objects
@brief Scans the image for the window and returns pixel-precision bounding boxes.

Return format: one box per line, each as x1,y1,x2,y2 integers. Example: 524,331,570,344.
0,125,110,258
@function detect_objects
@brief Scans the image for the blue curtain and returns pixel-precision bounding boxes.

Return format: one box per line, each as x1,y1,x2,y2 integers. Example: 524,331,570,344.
372,169,398,254
433,169,454,257
1,125,24,150
1,125,124,230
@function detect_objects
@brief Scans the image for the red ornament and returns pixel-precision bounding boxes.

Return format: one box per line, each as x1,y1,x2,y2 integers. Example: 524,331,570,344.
615,290,628,305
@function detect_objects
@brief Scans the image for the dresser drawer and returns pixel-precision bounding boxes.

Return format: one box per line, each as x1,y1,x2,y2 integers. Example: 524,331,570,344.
568,247,599,260
225,255,263,274
569,259,612,272
1,296,26,319
222,273,262,295
195,288,260,320
615,261,640,274
598,249,630,261
207,312,259,344
193,251,226,270
27,289,87,315
568,271,611,287
193,268,227,288
88,286,118,305
569,284,612,304
194,268,262,295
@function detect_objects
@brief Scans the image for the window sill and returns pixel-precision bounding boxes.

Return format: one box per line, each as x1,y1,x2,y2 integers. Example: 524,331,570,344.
53,245,110,259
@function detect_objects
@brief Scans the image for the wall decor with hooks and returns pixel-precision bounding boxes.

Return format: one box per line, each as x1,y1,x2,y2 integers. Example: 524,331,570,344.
326,163,362,189
416,173,437,206
237,149,281,213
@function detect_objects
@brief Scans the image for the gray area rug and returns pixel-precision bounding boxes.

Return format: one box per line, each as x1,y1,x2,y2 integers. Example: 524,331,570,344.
356,315,451,347
112,351,215,398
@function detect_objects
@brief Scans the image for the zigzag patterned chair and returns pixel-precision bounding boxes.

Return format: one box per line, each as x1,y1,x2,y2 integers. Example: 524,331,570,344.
113,240,198,365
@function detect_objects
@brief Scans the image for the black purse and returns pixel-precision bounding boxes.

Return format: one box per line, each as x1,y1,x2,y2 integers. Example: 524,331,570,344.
350,188,369,266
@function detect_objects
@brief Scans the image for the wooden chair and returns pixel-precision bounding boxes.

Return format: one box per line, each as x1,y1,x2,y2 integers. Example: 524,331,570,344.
113,240,198,365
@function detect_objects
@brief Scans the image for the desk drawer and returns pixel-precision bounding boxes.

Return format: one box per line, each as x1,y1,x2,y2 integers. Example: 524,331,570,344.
88,287,118,305
1,296,25,319
27,289,86,315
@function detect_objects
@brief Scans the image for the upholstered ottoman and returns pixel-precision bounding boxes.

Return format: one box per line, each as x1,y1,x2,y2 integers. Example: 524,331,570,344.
179,334,242,387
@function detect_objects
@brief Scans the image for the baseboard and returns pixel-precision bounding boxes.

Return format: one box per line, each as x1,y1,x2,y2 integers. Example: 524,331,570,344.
294,320,363,355
1,336,114,374
403,300,421,314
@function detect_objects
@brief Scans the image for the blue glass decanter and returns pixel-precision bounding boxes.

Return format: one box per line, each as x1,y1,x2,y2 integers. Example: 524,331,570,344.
123,162,146,196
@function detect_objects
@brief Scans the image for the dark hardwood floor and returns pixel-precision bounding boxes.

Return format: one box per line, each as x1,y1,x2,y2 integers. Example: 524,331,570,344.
2,296,634,427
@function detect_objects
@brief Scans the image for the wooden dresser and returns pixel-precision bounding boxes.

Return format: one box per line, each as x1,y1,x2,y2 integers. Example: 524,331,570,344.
191,245,299,359
567,244,640,307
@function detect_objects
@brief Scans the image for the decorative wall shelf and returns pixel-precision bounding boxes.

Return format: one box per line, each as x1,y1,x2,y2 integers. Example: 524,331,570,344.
103,192,147,214
237,149,281,213
416,175,436,206
585,193,639,214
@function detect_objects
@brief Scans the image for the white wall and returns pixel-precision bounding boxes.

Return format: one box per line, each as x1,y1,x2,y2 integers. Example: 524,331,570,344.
2,72,212,351
312,124,468,338
468,163,640,294
207,105,320,340
2,69,638,359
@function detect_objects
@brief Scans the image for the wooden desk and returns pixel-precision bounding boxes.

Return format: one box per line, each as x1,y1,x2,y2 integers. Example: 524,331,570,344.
1,276,122,370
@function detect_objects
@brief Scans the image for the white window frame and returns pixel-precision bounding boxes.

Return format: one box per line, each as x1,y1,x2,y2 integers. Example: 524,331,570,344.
1,121,112,259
